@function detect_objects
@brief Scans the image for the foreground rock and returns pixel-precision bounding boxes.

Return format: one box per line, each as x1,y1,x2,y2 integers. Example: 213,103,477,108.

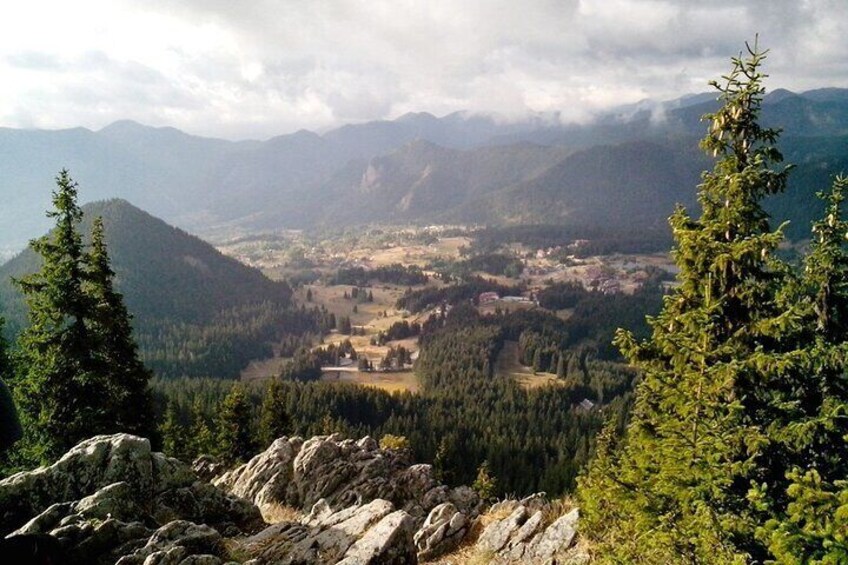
1,435,587,564
0,434,261,564
455,497,587,565
240,498,417,564
215,435,481,525
414,502,470,560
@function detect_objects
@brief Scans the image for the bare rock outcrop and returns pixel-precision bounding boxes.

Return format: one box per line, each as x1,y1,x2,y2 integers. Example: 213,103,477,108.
468,499,585,564
215,435,481,525
240,498,416,564
0,434,588,564
0,434,262,564
414,502,470,560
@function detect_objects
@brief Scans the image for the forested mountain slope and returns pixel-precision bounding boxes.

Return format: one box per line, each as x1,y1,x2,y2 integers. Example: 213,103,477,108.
0,199,315,378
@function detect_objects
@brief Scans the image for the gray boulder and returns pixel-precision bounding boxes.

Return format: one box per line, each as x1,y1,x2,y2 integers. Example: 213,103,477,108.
413,502,469,561
0,434,262,564
463,501,584,565
215,435,480,526
241,498,417,564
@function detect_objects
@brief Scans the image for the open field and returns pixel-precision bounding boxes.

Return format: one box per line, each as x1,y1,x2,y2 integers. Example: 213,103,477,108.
294,283,411,327
319,369,420,394
240,356,290,382
495,341,561,390
366,236,471,268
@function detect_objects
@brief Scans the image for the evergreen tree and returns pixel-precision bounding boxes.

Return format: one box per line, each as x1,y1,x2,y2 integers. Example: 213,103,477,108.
472,460,497,501
258,377,291,447
217,384,255,465
756,175,848,561
13,171,108,462
86,217,154,438
578,44,795,562
0,315,22,456
189,398,216,458
160,400,190,461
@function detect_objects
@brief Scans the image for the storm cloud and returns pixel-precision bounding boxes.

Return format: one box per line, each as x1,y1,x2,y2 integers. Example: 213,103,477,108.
1,0,846,139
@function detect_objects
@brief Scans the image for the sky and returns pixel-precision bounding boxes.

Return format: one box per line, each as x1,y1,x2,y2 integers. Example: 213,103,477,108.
1,0,847,140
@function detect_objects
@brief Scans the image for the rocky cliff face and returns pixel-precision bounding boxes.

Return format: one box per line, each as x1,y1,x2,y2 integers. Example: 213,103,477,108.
0,434,585,564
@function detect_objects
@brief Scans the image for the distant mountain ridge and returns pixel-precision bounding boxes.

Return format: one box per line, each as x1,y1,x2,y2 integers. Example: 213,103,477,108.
1,87,847,251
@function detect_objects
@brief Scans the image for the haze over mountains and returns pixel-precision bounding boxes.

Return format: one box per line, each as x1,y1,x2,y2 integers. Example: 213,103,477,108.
2,87,848,255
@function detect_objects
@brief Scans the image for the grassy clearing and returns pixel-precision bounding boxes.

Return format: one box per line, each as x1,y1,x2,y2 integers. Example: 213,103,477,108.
495,341,561,390
320,369,420,394
367,236,471,268
240,356,291,382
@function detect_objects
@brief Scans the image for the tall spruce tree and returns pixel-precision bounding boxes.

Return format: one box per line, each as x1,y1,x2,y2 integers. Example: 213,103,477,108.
258,377,291,448
578,43,795,563
12,171,155,463
86,216,154,439
217,384,255,465
13,171,108,461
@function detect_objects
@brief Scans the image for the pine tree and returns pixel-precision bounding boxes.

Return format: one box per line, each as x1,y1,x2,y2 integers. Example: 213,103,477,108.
86,216,154,438
160,400,190,461
11,173,158,464
578,43,795,562
258,377,290,447
13,171,109,461
217,384,255,465
189,398,216,458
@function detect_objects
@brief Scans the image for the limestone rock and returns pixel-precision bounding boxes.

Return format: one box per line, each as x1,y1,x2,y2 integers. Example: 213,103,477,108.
0,434,261,564
413,502,469,560
527,508,579,561
242,499,417,564
463,503,583,565
192,456,227,483
215,435,480,527
337,510,416,565
115,520,223,565
477,506,529,554
0,434,163,535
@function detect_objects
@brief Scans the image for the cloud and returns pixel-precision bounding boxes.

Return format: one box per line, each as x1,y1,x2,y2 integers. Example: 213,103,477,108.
1,0,847,139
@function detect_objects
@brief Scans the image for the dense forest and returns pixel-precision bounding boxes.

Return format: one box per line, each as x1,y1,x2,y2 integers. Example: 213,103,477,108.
469,224,673,257
427,252,525,279
153,295,645,496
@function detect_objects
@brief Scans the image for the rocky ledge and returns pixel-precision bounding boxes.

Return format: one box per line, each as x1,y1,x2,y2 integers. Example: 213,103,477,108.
212,434,481,525
0,434,584,564
0,434,261,564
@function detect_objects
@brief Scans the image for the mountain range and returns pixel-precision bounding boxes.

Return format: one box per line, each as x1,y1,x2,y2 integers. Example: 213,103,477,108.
2,87,848,254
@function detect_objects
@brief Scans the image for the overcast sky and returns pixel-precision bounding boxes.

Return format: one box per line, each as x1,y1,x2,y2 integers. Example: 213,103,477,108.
1,0,846,140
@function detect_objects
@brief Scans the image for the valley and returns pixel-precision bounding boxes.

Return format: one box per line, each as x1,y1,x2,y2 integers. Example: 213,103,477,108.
3,4,848,561
217,224,675,397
